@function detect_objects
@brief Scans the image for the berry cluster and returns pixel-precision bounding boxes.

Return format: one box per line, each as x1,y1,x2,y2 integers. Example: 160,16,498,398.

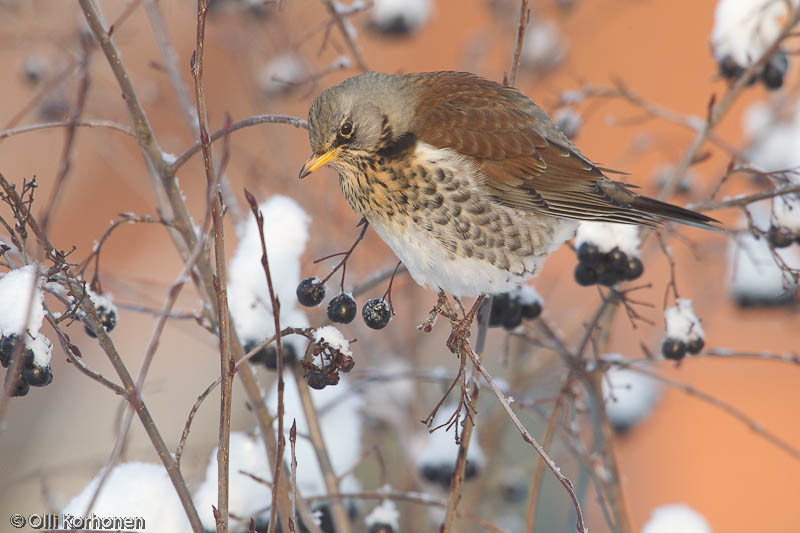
573,222,643,287
0,334,52,397
244,339,297,370
303,326,355,390
661,299,705,362
419,460,481,490
488,286,543,330
718,50,789,90
297,277,393,330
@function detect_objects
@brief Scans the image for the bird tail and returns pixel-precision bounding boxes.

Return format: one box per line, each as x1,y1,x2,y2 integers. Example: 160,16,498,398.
628,195,722,231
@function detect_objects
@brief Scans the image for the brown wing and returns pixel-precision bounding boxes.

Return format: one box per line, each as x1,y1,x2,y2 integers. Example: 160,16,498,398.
409,71,664,226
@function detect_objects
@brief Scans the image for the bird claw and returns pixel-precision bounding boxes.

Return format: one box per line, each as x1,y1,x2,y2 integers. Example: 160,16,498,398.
445,294,486,354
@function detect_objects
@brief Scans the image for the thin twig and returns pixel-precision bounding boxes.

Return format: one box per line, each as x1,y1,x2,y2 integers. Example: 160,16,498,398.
321,0,368,72
526,398,562,532
292,365,353,533
506,0,530,87
463,342,585,532
0,173,204,532
688,183,800,212
191,2,235,531
612,360,800,462
0,119,136,140
169,113,308,172
441,381,479,532
243,190,291,533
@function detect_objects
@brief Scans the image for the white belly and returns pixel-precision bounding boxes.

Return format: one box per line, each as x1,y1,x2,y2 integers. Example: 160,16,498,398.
370,221,534,297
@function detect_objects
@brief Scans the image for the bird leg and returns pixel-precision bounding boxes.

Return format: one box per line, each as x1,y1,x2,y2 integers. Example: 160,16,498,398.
446,294,486,353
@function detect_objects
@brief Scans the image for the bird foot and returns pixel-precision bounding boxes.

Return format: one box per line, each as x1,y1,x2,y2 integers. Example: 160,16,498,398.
446,295,485,354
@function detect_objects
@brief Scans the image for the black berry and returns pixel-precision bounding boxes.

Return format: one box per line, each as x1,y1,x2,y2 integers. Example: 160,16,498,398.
622,256,644,281
9,375,29,397
687,336,705,355
464,459,481,480
662,338,687,361
762,51,788,90
501,297,523,330
577,242,602,267
0,334,17,367
768,226,795,248
368,523,396,533
327,293,357,324
719,56,744,79
306,369,327,390
489,293,511,327
574,263,597,286
296,277,326,307
362,298,392,330
595,262,618,287
23,365,53,387
521,300,543,320
245,340,297,370
84,305,117,338
607,247,628,274
420,463,452,488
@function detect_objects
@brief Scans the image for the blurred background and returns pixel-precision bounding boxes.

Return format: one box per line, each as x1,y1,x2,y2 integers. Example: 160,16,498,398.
0,0,799,532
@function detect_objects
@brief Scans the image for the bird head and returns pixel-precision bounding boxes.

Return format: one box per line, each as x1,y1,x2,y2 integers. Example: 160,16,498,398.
299,72,416,179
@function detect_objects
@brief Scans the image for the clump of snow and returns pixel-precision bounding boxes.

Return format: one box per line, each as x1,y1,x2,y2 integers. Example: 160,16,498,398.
87,289,117,316
228,195,311,359
0,265,45,338
743,101,800,232
0,265,51,367
601,354,660,431
711,0,797,67
554,107,581,140
64,462,191,531
265,371,364,497
257,53,309,96
664,299,704,344
728,204,800,305
314,325,352,357
514,285,541,305
365,498,400,530
642,504,711,533
370,0,432,34
744,101,800,173
521,19,567,73
576,222,641,256
773,194,800,232
193,432,271,531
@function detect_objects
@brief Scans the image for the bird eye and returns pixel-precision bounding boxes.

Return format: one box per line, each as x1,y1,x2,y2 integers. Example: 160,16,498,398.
339,121,353,137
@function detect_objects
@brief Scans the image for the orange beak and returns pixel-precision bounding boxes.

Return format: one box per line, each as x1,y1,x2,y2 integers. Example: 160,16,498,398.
298,148,338,179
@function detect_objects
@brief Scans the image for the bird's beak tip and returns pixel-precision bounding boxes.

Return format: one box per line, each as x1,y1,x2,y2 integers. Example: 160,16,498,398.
298,148,336,180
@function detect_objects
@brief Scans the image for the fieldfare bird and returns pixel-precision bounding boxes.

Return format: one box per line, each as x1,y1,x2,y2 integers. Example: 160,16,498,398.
299,71,718,298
